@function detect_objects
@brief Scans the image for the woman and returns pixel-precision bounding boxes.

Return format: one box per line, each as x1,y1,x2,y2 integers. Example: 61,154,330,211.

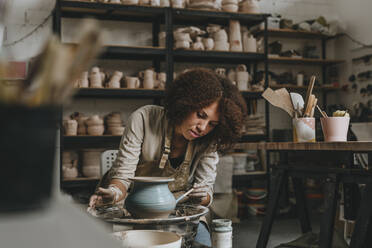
89,68,247,246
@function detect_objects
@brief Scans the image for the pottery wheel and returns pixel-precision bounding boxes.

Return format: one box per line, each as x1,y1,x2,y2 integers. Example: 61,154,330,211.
92,204,208,225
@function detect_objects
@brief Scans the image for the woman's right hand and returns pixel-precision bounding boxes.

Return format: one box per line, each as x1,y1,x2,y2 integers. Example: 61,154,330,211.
89,187,116,208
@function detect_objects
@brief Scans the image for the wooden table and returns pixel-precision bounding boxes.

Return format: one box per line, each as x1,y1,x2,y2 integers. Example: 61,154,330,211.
235,142,372,248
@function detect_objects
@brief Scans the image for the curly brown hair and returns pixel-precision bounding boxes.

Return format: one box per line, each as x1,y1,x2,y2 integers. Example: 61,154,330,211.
164,68,247,153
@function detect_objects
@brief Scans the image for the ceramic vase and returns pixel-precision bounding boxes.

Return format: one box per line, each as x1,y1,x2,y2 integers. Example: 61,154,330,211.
229,20,243,52
242,31,257,52
125,177,176,218
108,71,123,89
203,37,214,51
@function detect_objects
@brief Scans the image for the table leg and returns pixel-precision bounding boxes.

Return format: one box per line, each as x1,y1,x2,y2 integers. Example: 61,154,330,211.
350,182,372,248
292,177,312,233
319,174,339,248
256,169,287,248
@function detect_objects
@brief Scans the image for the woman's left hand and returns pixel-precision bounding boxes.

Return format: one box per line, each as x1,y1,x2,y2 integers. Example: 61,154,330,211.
189,184,210,205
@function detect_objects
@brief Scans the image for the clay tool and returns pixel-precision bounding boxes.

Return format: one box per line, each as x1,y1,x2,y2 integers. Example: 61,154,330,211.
175,188,194,204
303,75,316,117
316,105,328,118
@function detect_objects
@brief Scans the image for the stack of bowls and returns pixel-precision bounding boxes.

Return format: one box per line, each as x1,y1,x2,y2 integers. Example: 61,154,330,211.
106,112,125,136
82,149,104,178
221,0,238,12
86,115,104,136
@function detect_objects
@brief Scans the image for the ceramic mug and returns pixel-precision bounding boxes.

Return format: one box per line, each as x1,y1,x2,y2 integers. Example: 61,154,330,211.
293,117,316,142
126,76,140,89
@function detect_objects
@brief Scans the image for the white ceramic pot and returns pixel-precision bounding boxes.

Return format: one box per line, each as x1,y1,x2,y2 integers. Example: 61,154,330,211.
213,29,228,42
203,37,214,51
64,120,78,136
171,0,184,8
237,80,248,91
229,20,243,52
243,32,257,52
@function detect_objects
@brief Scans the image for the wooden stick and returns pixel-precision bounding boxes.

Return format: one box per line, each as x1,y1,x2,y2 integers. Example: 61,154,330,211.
316,105,327,118
303,75,316,117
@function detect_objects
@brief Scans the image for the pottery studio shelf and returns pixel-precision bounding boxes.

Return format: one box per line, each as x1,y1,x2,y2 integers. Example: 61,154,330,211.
172,8,269,26
63,135,122,149
254,28,336,40
268,57,344,66
59,0,166,22
74,88,165,98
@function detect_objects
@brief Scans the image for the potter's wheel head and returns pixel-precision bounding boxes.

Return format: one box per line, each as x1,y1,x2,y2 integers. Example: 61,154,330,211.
129,177,175,183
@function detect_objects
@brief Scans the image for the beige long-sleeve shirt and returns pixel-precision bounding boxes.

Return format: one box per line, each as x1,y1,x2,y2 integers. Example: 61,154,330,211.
106,105,218,203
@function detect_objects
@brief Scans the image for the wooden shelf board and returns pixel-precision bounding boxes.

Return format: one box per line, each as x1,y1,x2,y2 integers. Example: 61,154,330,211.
268,57,344,65
255,28,334,39
173,50,265,63
60,1,165,22
74,88,165,98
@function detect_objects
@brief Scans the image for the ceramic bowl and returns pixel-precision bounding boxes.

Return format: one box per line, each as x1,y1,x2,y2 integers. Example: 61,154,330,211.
108,126,125,136
87,125,104,136
86,115,104,126
222,3,238,12
112,230,182,248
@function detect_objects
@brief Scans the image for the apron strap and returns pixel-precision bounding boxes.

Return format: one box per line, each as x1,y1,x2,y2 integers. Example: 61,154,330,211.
159,125,172,169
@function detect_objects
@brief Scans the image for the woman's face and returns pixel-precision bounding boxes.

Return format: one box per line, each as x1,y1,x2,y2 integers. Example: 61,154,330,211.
175,101,220,141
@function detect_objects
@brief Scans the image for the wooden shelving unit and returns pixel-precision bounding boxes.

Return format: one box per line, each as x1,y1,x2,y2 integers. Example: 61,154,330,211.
54,0,270,189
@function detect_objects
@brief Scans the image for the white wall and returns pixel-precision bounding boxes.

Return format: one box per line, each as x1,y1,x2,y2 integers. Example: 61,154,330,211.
326,0,372,114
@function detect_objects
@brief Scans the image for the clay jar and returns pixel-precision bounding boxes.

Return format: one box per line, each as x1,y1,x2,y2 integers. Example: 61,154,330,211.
229,20,243,52
89,67,103,88
75,71,89,88
106,112,125,136
64,119,78,136
242,31,257,52
239,0,260,14
107,71,123,89
213,29,229,51
143,69,155,89
126,76,140,89
86,115,104,136
125,177,177,218
203,37,214,51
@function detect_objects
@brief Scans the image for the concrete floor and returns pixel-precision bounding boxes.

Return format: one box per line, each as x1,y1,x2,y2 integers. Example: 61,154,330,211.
233,216,321,248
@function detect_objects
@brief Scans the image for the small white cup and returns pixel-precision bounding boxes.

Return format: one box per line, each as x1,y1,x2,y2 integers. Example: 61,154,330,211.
126,77,140,89
297,73,304,87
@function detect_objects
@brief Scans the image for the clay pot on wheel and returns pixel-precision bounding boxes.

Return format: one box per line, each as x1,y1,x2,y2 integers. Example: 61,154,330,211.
126,177,188,219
